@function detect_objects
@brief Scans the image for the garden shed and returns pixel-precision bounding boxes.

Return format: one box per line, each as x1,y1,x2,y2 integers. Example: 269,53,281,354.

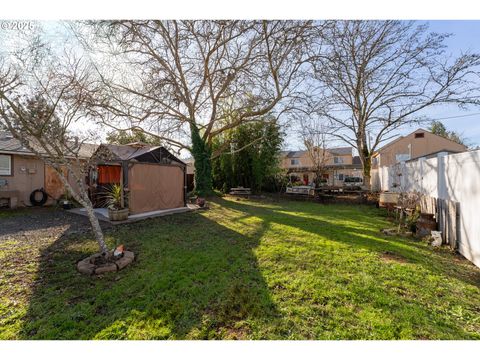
90,143,187,215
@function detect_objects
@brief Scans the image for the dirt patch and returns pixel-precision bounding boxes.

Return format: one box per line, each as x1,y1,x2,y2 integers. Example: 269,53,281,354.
380,251,409,263
224,326,248,339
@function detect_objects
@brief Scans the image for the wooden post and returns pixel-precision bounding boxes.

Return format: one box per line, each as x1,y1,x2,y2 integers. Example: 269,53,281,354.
120,163,125,209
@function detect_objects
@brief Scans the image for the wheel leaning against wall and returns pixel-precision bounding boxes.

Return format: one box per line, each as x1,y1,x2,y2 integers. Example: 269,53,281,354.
30,188,48,206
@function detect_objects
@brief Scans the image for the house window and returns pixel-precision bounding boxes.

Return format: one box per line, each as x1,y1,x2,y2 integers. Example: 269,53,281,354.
0,154,12,176
338,173,344,181
415,132,425,138
290,159,300,165
333,156,344,164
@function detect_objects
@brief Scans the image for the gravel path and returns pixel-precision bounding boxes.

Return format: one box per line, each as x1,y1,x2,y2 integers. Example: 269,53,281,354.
0,207,109,242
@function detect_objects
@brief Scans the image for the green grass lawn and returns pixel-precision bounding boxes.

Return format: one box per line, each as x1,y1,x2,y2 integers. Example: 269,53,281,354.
1,197,479,339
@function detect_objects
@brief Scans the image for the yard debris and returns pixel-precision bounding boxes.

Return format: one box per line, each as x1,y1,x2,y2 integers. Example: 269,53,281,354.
381,228,399,236
431,231,443,247
381,228,414,237
113,244,125,258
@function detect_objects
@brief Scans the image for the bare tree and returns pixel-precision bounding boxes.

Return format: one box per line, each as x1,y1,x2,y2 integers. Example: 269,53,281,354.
310,21,480,186
299,115,332,187
0,33,110,255
77,20,316,195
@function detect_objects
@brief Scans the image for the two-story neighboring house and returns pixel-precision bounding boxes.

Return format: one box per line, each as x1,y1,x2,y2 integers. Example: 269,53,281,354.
371,128,467,169
280,147,363,186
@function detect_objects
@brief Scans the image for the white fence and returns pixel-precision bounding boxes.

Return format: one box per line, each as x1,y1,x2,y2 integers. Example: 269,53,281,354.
372,150,480,268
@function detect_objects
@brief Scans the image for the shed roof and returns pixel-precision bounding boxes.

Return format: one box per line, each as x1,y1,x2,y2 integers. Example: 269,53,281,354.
96,143,185,166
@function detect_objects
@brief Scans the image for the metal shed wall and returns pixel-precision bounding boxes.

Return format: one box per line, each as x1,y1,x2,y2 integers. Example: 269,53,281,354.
127,163,184,214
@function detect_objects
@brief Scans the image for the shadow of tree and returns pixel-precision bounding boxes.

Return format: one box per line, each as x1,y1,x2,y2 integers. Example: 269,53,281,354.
18,208,280,339
211,197,480,339
12,197,480,339
217,197,480,288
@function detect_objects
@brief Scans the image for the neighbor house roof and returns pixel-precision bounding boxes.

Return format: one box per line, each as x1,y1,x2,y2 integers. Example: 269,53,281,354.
0,131,98,159
281,146,352,158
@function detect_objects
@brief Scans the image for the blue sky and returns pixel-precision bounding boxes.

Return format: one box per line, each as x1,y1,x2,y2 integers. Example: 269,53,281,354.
413,21,480,146
380,21,480,147
285,20,480,152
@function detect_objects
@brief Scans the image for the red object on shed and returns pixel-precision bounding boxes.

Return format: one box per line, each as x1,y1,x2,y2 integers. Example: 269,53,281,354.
98,165,121,184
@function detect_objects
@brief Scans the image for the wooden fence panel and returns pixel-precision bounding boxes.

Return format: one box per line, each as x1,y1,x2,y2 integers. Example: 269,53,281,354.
436,198,459,249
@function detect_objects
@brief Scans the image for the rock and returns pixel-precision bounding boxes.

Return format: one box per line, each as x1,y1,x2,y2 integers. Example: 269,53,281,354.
94,263,118,275
77,258,95,275
77,250,135,275
115,250,135,270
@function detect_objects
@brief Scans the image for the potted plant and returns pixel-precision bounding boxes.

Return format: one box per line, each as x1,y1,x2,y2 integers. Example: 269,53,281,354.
103,184,129,221
196,197,206,208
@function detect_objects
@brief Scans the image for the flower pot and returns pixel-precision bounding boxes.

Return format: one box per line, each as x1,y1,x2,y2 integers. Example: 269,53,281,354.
108,208,129,221
62,201,73,210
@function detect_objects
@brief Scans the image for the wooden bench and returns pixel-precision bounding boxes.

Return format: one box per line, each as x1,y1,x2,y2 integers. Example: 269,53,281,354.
230,187,251,196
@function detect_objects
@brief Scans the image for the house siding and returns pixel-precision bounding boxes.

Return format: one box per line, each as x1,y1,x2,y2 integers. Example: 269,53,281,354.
372,129,467,169
0,154,45,206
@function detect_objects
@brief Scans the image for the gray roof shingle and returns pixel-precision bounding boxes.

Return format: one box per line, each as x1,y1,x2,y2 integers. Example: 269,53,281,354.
281,146,352,157
0,131,98,159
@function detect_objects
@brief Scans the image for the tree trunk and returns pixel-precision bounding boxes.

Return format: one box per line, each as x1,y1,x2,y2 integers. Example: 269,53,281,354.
52,167,109,255
83,202,109,254
190,124,213,196
358,137,372,190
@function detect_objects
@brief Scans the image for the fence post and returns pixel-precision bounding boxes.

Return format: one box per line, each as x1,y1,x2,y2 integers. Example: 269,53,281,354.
437,152,448,199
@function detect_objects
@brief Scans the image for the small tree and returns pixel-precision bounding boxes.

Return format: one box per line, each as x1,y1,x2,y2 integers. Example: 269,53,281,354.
106,129,160,145
429,120,467,147
212,118,283,192
0,35,110,256
299,115,333,187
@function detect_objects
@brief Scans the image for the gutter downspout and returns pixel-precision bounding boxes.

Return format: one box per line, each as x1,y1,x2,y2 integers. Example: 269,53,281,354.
183,165,187,207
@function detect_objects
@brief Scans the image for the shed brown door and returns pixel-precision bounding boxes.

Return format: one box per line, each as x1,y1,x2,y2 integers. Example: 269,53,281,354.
128,164,184,214
44,165,66,200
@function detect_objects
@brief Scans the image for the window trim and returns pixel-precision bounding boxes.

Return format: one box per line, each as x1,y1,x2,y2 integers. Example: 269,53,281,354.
0,154,13,176
333,156,344,164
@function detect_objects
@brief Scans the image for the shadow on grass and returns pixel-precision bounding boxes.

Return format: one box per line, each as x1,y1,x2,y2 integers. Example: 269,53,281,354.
15,197,480,339
213,197,480,339
19,209,281,339
216,197,480,288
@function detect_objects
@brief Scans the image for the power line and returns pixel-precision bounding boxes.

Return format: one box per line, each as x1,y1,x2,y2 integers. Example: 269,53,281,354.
432,112,480,121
